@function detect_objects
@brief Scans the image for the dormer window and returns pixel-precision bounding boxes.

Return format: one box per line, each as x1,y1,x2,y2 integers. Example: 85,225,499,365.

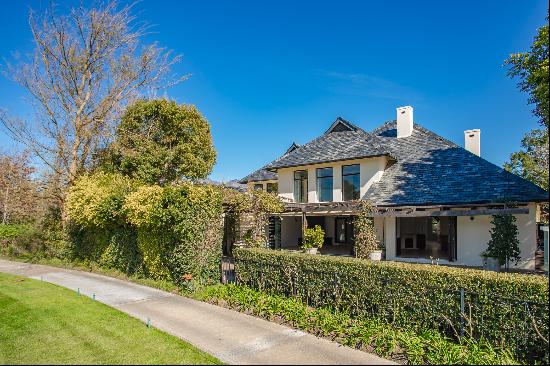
316,167,333,202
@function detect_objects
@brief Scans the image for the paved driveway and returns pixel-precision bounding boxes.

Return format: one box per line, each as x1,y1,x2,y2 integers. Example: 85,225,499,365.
0,259,393,365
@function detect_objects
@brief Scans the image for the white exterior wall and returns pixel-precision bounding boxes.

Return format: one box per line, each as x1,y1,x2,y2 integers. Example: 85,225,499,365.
456,203,537,269
277,156,386,203
380,204,537,268
383,217,396,259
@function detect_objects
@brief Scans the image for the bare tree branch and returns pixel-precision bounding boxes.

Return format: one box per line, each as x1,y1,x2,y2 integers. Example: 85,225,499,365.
1,0,184,201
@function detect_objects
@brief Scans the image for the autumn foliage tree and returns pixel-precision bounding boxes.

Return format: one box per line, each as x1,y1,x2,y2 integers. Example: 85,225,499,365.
0,152,40,224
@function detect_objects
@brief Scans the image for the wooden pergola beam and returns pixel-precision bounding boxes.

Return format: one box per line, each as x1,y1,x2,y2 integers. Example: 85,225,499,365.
281,202,530,217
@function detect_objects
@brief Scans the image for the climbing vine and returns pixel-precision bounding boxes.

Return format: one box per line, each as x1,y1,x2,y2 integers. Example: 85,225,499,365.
353,200,380,259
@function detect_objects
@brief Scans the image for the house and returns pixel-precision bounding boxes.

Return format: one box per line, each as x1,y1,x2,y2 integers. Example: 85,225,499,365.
239,106,549,269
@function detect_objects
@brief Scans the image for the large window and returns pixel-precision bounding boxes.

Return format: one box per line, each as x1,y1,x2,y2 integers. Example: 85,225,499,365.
253,183,263,191
316,167,333,202
342,164,360,201
293,170,308,203
266,182,278,193
396,217,457,261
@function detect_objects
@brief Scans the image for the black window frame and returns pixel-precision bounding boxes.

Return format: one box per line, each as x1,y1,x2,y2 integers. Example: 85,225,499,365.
316,167,334,202
293,170,308,203
342,164,360,201
266,182,278,194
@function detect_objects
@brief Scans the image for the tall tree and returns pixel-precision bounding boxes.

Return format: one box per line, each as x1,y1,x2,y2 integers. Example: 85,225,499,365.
504,12,549,220
100,99,217,185
0,1,183,201
505,13,549,128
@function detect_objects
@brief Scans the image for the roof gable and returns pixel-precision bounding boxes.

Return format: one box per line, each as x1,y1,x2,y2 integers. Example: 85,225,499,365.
285,142,301,154
324,117,361,134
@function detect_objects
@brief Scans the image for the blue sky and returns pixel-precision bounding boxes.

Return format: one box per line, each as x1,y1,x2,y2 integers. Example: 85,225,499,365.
0,0,547,182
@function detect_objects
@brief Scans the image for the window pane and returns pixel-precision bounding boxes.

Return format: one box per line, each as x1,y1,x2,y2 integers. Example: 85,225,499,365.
253,183,263,191
336,218,346,243
317,176,333,202
266,182,278,193
343,174,360,200
294,170,308,203
294,170,308,179
316,167,333,178
342,164,360,176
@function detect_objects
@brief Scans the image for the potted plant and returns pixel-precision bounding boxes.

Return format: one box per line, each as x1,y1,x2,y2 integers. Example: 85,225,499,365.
301,225,324,254
480,251,501,272
369,243,384,261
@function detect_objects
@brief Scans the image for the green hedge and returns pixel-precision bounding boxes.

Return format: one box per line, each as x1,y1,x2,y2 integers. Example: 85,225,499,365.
233,248,549,362
65,173,224,285
197,284,518,365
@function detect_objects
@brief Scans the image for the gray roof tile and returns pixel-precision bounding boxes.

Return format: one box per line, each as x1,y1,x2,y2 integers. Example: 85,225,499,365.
240,119,549,205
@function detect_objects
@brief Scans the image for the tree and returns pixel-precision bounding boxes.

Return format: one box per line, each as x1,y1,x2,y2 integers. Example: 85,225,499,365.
0,1,183,200
504,129,549,191
505,13,549,128
485,214,521,270
101,99,216,185
504,12,549,222
0,152,39,224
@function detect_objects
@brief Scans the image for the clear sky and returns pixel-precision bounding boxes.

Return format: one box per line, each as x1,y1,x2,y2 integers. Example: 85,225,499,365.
0,0,547,182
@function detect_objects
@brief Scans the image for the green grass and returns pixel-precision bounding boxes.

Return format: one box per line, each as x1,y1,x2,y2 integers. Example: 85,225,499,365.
0,273,222,365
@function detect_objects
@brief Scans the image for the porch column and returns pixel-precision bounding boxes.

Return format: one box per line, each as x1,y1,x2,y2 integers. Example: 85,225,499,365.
301,211,307,242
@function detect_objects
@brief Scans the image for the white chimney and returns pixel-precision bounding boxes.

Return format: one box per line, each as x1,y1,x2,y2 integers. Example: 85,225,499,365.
396,106,413,138
464,129,481,156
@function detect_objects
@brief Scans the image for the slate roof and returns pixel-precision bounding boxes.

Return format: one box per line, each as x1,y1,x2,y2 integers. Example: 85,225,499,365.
265,117,390,170
240,118,549,206
238,166,277,184
363,121,549,206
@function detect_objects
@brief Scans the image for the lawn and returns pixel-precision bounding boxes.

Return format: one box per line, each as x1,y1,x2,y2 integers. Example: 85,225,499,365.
0,273,222,365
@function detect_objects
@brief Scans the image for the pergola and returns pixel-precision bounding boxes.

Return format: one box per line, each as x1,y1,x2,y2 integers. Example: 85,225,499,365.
279,201,531,239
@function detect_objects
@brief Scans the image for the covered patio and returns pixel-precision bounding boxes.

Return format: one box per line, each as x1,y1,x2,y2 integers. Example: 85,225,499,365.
269,201,533,264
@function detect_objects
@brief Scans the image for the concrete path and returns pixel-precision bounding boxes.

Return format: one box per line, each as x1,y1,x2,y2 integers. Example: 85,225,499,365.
0,259,393,365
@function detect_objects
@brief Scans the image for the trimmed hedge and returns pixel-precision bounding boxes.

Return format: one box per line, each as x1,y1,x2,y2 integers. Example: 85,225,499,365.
233,248,549,362
197,284,519,365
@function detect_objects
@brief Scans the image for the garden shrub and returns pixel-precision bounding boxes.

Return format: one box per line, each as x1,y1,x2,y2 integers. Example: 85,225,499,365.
0,223,42,257
302,225,324,249
197,284,519,365
66,173,225,284
233,247,549,362
66,172,137,228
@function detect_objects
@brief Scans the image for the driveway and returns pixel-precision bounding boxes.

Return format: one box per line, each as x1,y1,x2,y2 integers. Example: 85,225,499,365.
0,259,393,365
